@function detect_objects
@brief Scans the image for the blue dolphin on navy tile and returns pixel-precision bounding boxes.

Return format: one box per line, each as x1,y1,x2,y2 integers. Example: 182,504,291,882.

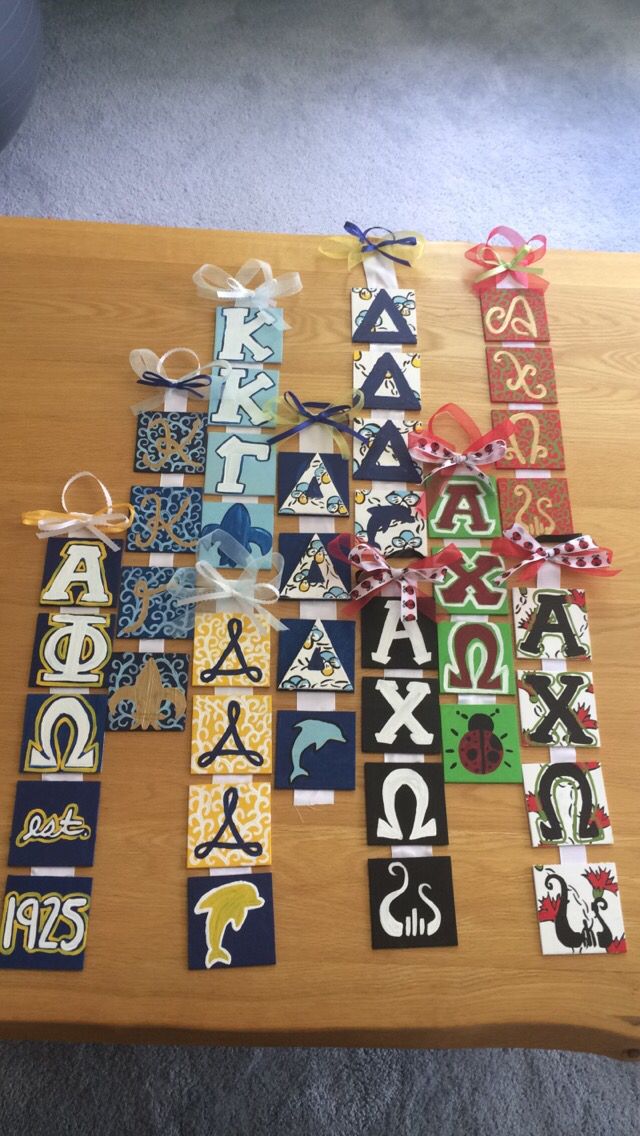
275,711,356,789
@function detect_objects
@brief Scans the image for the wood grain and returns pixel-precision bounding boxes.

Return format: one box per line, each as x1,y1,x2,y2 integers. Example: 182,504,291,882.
0,217,638,1057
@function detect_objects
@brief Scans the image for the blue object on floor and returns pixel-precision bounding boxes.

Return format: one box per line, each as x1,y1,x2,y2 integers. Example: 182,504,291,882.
0,0,42,150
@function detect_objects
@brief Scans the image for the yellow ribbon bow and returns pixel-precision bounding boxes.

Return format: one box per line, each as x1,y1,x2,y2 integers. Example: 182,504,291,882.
22,471,134,551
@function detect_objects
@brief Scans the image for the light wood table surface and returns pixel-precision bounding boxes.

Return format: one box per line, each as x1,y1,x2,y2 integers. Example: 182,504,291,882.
0,217,638,1057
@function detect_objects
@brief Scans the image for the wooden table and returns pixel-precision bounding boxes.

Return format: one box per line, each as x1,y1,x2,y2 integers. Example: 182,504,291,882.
0,217,638,1058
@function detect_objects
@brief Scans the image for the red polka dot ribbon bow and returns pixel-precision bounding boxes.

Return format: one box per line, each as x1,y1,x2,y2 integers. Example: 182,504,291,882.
464,226,548,293
328,535,462,624
408,402,515,489
491,525,619,585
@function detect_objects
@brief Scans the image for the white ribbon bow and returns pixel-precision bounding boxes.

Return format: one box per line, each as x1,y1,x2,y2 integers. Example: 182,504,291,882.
192,258,302,330
171,529,286,631
22,471,133,551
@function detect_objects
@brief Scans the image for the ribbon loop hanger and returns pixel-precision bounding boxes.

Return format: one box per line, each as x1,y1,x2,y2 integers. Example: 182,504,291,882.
465,226,548,293
192,259,302,331
492,524,619,584
22,471,134,551
409,402,515,490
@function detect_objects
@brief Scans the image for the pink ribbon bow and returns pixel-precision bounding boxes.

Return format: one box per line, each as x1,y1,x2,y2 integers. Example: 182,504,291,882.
465,225,548,293
492,524,619,584
408,402,515,489
328,535,462,624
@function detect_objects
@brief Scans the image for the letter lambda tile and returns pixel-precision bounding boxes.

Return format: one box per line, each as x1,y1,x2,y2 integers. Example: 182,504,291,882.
127,485,202,553
438,620,515,695
187,781,271,868
518,670,599,747
480,289,550,342
353,348,421,410
354,486,426,558
214,306,283,364
39,538,121,608
19,692,107,774
441,703,522,783
351,287,417,344
30,612,113,689
200,500,274,570
360,597,438,671
117,566,195,639
361,677,441,754
0,876,92,970
278,451,349,517
498,477,573,535
533,863,626,955
486,346,557,404
209,363,278,427
368,856,458,950
107,652,188,730
134,411,207,473
428,475,501,540
191,693,272,775
277,618,355,693
352,417,421,482
188,873,276,970
193,612,270,688
274,710,356,790
364,763,448,846
278,532,351,601
205,432,276,497
492,409,565,470
513,588,591,660
8,781,100,868
523,761,613,847
433,545,507,615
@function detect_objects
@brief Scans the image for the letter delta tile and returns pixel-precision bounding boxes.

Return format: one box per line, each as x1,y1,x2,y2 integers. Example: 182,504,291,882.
351,287,417,345
187,781,271,869
354,486,426,558
0,875,92,970
433,545,508,616
278,451,349,517
492,409,565,470
200,500,274,569
277,618,355,693
205,431,276,497
39,538,122,608
353,348,421,410
533,863,626,955
352,417,422,483
428,475,501,540
486,346,557,404
209,363,278,427
191,693,272,775
134,411,207,473
107,652,188,730
116,566,195,639
188,874,276,970
523,761,613,847
364,763,448,846
274,710,356,790
192,611,270,688
360,597,438,671
441,703,522,784
438,620,515,696
8,781,100,868
517,670,600,747
214,306,283,365
361,677,441,755
19,692,107,774
368,857,458,950
498,477,573,536
480,289,550,342
278,532,351,601
29,612,113,689
513,587,591,660
127,485,202,553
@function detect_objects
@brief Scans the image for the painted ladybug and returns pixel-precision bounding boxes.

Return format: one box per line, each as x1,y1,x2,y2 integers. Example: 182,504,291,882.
458,713,504,775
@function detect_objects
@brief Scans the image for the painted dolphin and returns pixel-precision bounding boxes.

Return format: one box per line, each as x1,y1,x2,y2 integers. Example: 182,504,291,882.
194,880,265,967
290,718,347,782
366,503,414,548
201,503,272,566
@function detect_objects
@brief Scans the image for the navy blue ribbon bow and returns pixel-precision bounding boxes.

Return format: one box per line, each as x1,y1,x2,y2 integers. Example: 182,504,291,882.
344,222,417,268
268,391,368,447
137,370,212,398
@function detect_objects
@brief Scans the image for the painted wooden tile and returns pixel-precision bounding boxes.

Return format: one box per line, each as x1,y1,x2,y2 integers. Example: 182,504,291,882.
192,612,270,688
19,693,107,775
205,431,276,497
134,411,207,473
360,597,438,671
116,566,195,639
486,346,557,403
353,348,421,409
441,703,522,783
498,477,573,536
278,452,349,517
0,876,92,970
361,676,441,754
354,486,426,557
533,863,626,955
523,761,613,847
188,874,276,969
364,763,448,846
200,500,273,569
438,620,515,695
214,306,283,364
187,781,271,868
277,618,355,693
107,652,188,730
274,710,356,789
513,588,591,660
127,485,202,553
433,545,508,616
352,417,421,482
351,287,417,344
480,289,550,342
492,409,565,470
8,781,100,868
518,670,599,747
428,475,501,540
208,363,278,427
190,693,272,775
29,612,113,689
40,538,121,608
368,857,458,949
279,532,351,601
